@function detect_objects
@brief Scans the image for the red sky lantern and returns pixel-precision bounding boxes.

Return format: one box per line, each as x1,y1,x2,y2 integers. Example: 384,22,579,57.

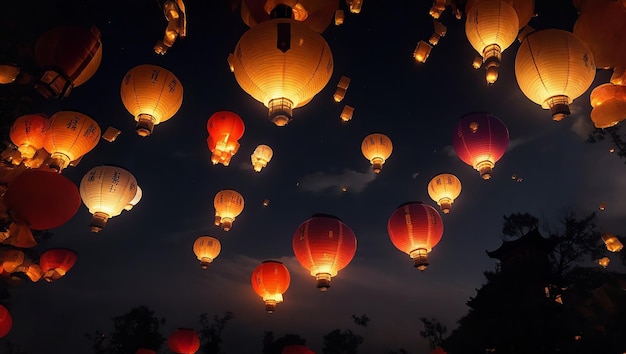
431,347,447,354
452,112,509,180
3,170,81,230
39,248,78,282
387,202,444,271
0,304,12,338
206,111,245,167
292,214,357,291
9,113,48,160
168,328,200,354
282,344,316,354
251,260,291,313
135,349,156,354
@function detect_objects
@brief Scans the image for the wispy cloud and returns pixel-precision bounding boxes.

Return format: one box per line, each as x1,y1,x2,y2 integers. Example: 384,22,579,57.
298,169,377,194
570,111,594,141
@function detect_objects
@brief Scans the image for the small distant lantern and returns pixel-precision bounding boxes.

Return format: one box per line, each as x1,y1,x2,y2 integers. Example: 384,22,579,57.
251,144,273,172
597,257,610,268
601,232,624,252
334,9,344,25
472,56,483,69
340,105,354,122
349,0,362,13
361,133,393,173
193,236,221,269
39,248,78,282
429,20,447,46
101,126,121,142
263,199,270,207
168,328,200,354
599,202,607,211
413,40,433,63
334,75,351,102
427,173,462,214
214,189,244,231
429,0,447,18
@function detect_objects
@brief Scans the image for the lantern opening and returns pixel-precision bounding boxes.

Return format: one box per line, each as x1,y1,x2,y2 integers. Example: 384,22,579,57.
602,233,624,252
410,248,429,271
316,272,331,291
90,211,109,233
270,4,294,19
264,300,277,313
221,217,234,231
371,157,383,174
475,160,494,180
439,198,452,214
200,257,213,269
482,44,502,84
545,95,571,121
136,114,157,137
48,152,72,172
43,268,66,282
17,144,37,160
268,98,293,126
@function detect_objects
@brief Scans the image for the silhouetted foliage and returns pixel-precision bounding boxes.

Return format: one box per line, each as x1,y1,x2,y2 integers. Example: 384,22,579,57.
587,124,626,163
322,314,368,354
262,332,307,354
419,317,447,349
3,341,27,354
501,212,538,240
198,311,234,354
351,314,369,328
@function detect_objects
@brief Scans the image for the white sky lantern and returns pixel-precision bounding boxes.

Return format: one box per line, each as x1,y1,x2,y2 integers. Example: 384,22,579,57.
251,144,273,172
124,185,143,211
80,165,138,233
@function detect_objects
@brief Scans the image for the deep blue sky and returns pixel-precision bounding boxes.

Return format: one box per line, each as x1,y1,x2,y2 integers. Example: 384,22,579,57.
2,0,625,353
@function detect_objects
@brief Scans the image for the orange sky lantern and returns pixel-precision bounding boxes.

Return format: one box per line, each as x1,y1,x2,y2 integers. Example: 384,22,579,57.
428,173,462,214
214,190,244,231
168,328,200,354
251,260,291,313
9,113,48,160
42,111,101,172
601,232,624,252
292,214,357,291
251,144,273,172
207,111,245,166
0,304,12,338
39,248,78,282
589,83,626,128
193,236,221,269
361,133,393,174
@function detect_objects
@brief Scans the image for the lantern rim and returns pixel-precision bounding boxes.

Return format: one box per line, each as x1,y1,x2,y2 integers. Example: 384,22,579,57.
310,213,341,221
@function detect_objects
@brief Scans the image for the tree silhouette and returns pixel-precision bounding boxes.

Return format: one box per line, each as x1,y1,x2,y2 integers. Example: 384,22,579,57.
419,317,447,349
322,314,368,354
587,124,626,163
501,212,538,241
198,311,234,354
262,332,307,354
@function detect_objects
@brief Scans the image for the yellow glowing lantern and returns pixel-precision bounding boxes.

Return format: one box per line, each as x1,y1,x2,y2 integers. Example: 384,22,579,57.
43,111,101,172
429,0,447,18
214,189,244,231
333,75,351,102
429,20,447,46
349,0,362,13
124,185,143,211
427,174,462,214
263,199,270,207
361,133,392,173
251,144,273,172
515,29,596,121
589,83,626,128
601,232,623,252
79,165,138,232
340,105,354,122
335,9,344,25
599,202,607,211
9,113,48,160
597,257,610,268
230,5,334,127
0,249,25,273
472,56,483,69
193,236,221,269
413,40,433,63
0,64,20,84
611,67,625,85
120,64,183,136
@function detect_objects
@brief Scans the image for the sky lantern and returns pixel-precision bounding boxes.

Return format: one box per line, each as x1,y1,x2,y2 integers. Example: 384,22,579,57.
214,189,244,231
193,236,221,269
206,111,245,166
240,0,339,33
0,249,25,273
292,214,357,291
0,64,20,84
387,201,444,271
361,133,393,174
0,304,12,338
427,173,462,214
601,232,624,252
3,169,81,230
251,260,291,313
429,19,447,46
42,110,101,172
9,113,48,159
333,75,351,102
589,83,626,128
120,64,183,137
340,105,354,122
465,0,519,84
430,347,447,354
251,144,273,172
515,28,596,121
79,165,138,233
413,40,433,64
282,345,315,354
168,328,200,354
229,4,334,127
452,112,509,180
34,25,102,98
39,248,78,282
124,185,143,211
16,261,43,282
597,256,610,268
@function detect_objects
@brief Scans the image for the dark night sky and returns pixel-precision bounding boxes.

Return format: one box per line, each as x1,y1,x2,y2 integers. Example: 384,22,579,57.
1,0,625,353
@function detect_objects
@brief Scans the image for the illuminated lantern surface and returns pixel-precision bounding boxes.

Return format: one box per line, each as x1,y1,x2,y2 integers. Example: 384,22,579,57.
193,236,221,269
430,347,447,354
124,185,143,211
465,0,519,84
42,110,101,172
413,40,433,63
598,256,610,268
3,170,81,230
361,133,393,174
466,0,535,30
515,28,596,120
241,0,339,33
0,249,25,273
34,25,102,98
282,345,315,354
0,64,20,84
120,64,183,137
251,260,291,313
18,262,44,282
207,111,245,166
135,349,156,354
39,248,78,282
168,328,200,354
340,105,354,122
9,113,48,159
292,214,357,291
251,144,273,172
80,165,138,232
589,83,626,128
387,202,444,271
214,190,244,231
230,14,333,126
0,304,12,338
601,232,624,252
428,174,462,214
452,112,509,180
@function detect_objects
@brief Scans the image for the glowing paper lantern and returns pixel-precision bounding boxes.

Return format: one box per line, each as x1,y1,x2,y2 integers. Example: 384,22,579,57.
251,260,291,313
120,64,183,136
361,133,393,174
3,170,81,230
601,232,624,252
427,174,462,214
0,304,12,338
193,236,221,269
207,111,245,166
466,0,535,32
282,345,315,354
413,40,433,63
80,165,138,232
0,64,20,84
597,256,610,268
240,0,339,33
214,190,244,231
589,83,626,128
0,249,25,273
9,113,48,159
42,111,101,172
251,145,273,172
452,112,509,180
340,105,354,122
333,75,351,102
39,248,78,282
429,19,447,46
230,8,334,126
292,214,357,291
124,185,143,211
515,29,596,120
168,328,200,354
335,9,344,26
387,202,444,271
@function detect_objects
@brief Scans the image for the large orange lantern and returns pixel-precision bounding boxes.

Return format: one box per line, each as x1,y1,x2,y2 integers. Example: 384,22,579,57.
452,112,509,180
515,28,596,120
193,236,221,269
241,0,339,33
79,165,138,232
214,190,244,231
282,345,315,354
361,133,393,174
251,260,291,313
120,64,183,137
206,111,245,166
168,328,200,354
292,214,357,290
34,25,102,98
0,304,12,338
3,169,81,230
229,4,334,126
39,248,78,282
428,174,462,214
9,113,48,159
589,83,626,128
42,110,101,172
251,144,273,172
387,202,444,271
